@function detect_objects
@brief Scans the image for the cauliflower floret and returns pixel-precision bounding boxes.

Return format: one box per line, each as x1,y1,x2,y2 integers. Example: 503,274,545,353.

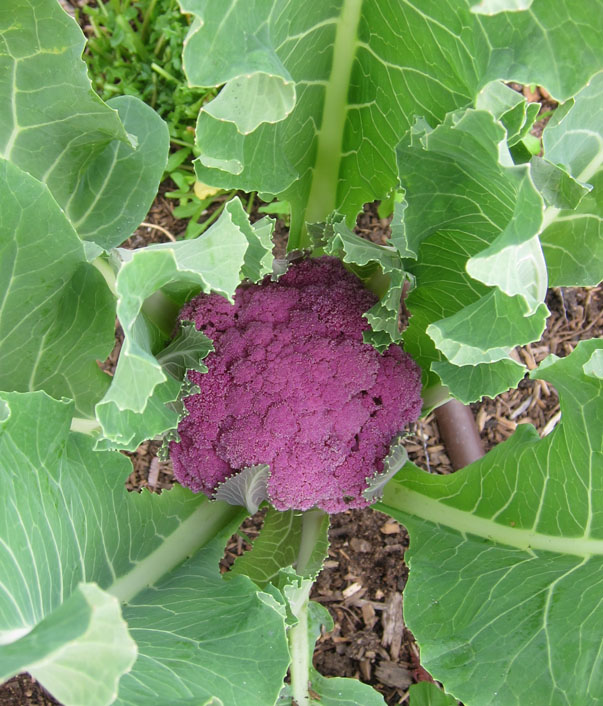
170,256,422,513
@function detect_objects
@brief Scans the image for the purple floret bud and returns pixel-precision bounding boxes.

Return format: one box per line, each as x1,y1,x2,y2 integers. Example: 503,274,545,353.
170,256,422,513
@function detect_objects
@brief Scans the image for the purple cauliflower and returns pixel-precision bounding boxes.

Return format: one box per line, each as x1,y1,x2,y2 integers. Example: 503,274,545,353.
170,256,422,513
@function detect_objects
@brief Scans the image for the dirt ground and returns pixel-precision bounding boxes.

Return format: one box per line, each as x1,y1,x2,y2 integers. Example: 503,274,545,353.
2,96,601,706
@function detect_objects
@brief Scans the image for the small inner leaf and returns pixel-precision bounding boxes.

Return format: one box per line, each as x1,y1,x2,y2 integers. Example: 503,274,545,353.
364,436,409,503
214,464,270,513
156,321,214,380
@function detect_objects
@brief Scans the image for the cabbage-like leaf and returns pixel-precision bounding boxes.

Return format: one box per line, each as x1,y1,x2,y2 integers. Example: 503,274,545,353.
95,197,274,449
0,0,169,248
314,218,408,349
156,322,213,380
538,71,603,285
214,464,270,514
0,0,168,249
378,340,603,706
476,81,540,149
0,584,136,706
0,391,289,706
0,159,115,417
180,0,601,248
431,358,525,405
398,109,550,402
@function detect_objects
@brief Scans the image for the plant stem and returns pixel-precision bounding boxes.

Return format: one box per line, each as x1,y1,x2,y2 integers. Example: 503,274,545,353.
288,508,326,705
92,256,118,297
296,508,326,575
108,500,244,602
298,0,363,249
70,417,102,435
193,191,236,238
288,581,313,706
141,0,159,43
170,137,195,148
246,191,256,214
151,62,179,84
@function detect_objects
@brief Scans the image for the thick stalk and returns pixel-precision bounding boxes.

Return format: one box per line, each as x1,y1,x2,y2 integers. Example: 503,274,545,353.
108,500,243,602
70,417,102,435
292,0,362,250
288,508,327,705
288,581,313,706
296,508,326,575
92,256,117,297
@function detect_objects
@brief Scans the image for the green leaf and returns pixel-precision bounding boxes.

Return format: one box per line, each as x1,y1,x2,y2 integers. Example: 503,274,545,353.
427,290,548,366
431,357,526,404
231,509,330,588
1,583,136,706
377,339,603,706
0,159,115,417
67,96,170,250
465,180,547,314
227,199,276,283
306,670,386,706
214,464,270,514
530,156,591,210
181,0,602,248
156,321,213,380
389,193,419,259
94,377,183,452
95,198,272,448
409,682,458,706
203,73,296,135
0,390,289,706
539,71,603,285
584,348,603,379
398,110,548,396
475,80,539,147
116,540,288,706
0,1,168,247
317,219,407,349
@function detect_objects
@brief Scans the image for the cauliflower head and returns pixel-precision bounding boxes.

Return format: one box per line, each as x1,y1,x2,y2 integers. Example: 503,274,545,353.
170,256,422,513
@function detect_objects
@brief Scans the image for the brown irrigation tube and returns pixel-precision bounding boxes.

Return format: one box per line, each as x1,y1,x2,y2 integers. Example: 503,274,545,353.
434,399,485,470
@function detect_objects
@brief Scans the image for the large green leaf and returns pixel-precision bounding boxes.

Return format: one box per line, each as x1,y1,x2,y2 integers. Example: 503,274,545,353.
431,357,525,405
116,533,289,706
378,339,603,706
0,391,289,706
95,197,273,449
398,110,548,402
180,0,602,247
67,95,170,250
0,0,169,248
0,159,115,417
0,583,136,706
538,71,603,286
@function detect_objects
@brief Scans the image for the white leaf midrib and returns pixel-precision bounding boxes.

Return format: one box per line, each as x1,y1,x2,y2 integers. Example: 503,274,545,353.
382,484,602,557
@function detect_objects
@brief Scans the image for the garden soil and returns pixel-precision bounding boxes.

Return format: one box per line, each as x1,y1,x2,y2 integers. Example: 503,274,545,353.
2,192,600,706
